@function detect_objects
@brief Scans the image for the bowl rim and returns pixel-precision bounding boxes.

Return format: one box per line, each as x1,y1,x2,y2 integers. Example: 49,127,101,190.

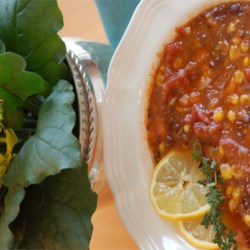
102,0,248,249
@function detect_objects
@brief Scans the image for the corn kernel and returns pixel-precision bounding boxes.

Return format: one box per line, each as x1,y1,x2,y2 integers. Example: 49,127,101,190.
227,22,236,33
213,108,224,123
229,45,241,61
227,110,236,123
219,145,224,155
220,163,233,180
241,40,250,53
240,94,250,105
228,93,239,106
229,198,238,212
232,187,241,201
234,70,244,84
243,214,250,227
244,56,250,67
226,185,234,197
184,124,191,133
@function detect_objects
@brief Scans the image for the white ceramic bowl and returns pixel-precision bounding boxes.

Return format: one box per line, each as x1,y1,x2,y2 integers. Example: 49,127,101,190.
102,0,240,249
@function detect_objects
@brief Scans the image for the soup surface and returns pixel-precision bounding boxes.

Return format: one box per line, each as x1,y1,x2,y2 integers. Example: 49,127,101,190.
146,1,250,246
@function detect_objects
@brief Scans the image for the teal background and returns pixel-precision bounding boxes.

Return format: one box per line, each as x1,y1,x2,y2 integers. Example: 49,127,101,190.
95,0,140,47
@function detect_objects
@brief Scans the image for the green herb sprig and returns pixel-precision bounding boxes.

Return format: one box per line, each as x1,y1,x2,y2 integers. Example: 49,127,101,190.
192,143,238,250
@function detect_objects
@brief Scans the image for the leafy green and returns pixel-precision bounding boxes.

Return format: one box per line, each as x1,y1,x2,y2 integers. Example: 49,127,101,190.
202,182,237,250
0,0,70,85
15,166,97,249
193,144,238,250
0,80,97,249
1,80,82,188
0,186,25,249
0,52,46,111
0,1,98,249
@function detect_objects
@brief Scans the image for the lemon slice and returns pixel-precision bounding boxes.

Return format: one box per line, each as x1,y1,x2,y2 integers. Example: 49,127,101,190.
149,150,210,220
177,217,219,249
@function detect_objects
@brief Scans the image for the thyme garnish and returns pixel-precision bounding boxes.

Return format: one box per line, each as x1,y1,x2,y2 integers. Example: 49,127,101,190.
192,142,238,250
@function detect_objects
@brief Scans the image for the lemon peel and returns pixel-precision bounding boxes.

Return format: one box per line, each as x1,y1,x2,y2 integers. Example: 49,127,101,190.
177,217,219,250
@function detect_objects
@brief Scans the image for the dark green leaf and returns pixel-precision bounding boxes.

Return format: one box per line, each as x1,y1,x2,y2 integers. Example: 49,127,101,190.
16,166,97,249
1,80,82,187
35,60,72,94
0,52,46,114
0,0,69,85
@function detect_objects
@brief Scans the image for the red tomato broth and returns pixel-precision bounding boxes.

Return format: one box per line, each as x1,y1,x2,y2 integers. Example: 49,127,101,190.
146,1,250,247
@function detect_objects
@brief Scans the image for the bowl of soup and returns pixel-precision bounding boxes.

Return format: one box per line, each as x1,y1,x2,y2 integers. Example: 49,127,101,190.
102,0,250,249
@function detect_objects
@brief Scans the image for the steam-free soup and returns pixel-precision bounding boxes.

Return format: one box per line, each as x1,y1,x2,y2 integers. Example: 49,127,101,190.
146,1,250,246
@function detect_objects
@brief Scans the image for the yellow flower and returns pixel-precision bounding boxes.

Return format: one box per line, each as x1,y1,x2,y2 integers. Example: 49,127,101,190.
0,124,18,176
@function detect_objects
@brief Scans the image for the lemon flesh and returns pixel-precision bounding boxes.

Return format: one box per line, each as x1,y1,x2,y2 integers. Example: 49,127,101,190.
149,150,210,220
177,217,219,250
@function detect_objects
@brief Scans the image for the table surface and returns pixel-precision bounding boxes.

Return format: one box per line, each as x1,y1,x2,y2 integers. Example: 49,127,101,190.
57,1,138,249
